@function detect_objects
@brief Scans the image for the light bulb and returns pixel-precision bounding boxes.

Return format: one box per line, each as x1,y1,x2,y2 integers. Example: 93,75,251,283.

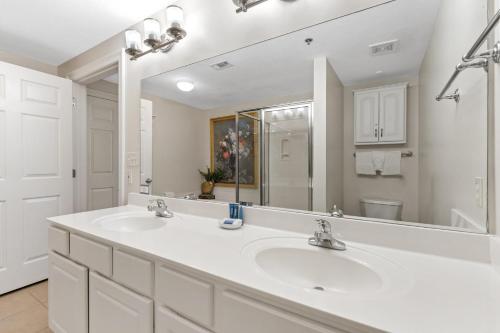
166,5,184,28
143,18,161,47
124,29,142,55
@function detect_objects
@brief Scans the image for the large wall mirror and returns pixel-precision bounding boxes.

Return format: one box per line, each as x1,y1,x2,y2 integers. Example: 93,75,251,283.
134,0,491,233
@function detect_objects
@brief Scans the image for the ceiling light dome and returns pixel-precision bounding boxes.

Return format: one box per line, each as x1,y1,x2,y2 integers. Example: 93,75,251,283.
177,81,195,92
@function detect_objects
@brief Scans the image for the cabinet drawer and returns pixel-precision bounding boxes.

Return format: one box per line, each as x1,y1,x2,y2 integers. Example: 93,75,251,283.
113,249,154,297
70,234,112,277
156,306,211,333
89,272,153,333
48,226,69,256
156,265,214,328
217,290,346,333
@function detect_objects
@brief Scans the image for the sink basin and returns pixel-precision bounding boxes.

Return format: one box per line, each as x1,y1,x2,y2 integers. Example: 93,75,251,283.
92,211,168,232
242,238,411,296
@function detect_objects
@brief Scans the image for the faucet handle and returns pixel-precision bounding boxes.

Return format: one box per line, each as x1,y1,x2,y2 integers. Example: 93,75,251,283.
329,205,344,218
314,219,332,234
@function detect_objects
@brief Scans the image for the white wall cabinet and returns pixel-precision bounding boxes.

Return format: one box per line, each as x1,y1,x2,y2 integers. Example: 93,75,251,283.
48,252,88,333
89,272,153,333
354,84,407,145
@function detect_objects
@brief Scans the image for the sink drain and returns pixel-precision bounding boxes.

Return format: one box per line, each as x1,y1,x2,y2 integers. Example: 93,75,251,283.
313,286,325,291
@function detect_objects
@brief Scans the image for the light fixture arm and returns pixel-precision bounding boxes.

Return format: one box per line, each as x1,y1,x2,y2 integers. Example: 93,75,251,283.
234,0,270,13
129,35,181,61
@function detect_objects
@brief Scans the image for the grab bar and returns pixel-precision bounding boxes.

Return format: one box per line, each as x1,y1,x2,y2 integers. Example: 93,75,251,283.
436,9,500,102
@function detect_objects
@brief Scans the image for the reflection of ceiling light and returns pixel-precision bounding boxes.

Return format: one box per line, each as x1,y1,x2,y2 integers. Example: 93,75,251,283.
177,81,194,92
376,70,383,75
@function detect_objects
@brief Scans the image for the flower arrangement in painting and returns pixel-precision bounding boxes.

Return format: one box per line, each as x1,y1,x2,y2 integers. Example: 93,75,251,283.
211,115,256,186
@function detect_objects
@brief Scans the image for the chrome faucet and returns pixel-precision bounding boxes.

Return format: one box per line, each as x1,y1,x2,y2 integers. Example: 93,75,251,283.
308,219,346,251
148,199,174,218
329,205,344,218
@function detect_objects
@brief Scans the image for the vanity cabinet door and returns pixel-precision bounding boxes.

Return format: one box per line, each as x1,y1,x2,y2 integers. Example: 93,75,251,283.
156,306,211,333
89,272,153,333
217,290,347,333
48,252,88,333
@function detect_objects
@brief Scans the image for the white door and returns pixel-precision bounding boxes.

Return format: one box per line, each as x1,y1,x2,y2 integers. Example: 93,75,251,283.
140,99,153,186
354,91,379,144
87,92,118,210
0,61,73,294
89,272,153,333
48,252,88,333
379,86,406,143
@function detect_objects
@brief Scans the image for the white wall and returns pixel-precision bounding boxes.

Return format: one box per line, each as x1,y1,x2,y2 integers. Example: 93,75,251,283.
143,95,206,197
343,76,420,222
419,0,488,229
0,50,57,75
313,57,344,212
87,79,118,95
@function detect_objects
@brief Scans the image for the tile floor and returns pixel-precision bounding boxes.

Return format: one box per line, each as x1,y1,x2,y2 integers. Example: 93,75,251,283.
0,280,52,333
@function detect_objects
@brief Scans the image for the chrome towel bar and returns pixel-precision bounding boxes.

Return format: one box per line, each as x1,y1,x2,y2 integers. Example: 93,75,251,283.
436,9,500,102
353,151,413,158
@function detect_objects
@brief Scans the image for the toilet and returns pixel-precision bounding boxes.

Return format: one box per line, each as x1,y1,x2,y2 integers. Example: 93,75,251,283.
360,198,403,221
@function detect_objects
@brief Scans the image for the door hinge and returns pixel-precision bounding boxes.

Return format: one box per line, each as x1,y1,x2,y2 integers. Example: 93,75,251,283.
72,169,76,178
72,97,77,111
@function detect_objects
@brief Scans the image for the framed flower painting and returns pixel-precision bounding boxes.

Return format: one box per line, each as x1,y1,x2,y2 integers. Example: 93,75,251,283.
210,115,258,188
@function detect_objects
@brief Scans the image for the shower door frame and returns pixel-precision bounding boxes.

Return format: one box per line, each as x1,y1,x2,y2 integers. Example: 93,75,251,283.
236,101,313,210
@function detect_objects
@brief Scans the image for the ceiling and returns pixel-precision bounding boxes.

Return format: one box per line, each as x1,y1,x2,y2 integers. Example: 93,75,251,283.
0,0,170,65
140,0,442,110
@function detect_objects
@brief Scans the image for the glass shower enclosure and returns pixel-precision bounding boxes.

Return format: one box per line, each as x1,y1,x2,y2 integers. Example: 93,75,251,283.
236,101,313,211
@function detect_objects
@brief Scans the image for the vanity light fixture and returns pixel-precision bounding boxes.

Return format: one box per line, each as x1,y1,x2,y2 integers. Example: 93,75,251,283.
124,5,187,61
233,0,297,13
177,80,195,92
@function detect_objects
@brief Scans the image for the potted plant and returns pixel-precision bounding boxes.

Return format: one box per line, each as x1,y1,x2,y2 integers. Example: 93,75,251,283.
199,166,224,196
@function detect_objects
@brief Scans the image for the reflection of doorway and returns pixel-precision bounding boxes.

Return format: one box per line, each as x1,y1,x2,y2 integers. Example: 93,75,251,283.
140,99,153,188
87,90,119,210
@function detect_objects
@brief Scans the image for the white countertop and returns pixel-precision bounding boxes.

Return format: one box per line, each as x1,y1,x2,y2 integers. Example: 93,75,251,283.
49,205,500,333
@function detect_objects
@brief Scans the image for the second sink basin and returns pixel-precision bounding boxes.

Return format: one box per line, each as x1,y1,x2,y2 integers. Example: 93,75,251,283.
242,237,411,297
92,211,168,232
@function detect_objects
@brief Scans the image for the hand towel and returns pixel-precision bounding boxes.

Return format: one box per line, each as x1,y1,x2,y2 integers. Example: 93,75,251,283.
382,151,401,175
356,152,376,175
372,151,385,172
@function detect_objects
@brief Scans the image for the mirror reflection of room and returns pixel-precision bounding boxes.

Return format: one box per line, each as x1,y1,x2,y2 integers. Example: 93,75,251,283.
133,0,488,233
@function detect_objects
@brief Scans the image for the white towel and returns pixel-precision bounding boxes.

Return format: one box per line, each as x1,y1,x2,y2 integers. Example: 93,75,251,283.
356,152,376,175
372,151,385,172
382,151,401,175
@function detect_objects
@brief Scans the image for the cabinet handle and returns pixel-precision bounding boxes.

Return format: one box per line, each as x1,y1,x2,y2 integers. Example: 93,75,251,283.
380,128,384,137
375,128,378,138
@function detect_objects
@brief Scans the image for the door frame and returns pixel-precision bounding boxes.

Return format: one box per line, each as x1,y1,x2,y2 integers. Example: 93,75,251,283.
69,51,126,211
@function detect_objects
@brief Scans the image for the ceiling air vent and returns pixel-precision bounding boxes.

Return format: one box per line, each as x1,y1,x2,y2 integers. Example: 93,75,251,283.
369,39,399,56
210,61,234,70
